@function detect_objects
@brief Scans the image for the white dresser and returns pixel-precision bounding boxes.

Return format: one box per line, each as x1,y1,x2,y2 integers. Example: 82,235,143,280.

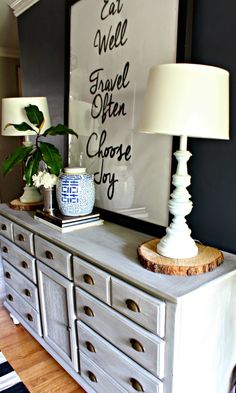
0,203,236,393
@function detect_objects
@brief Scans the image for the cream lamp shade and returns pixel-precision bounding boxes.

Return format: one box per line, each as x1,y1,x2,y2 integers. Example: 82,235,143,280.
1,97,51,136
138,63,229,260
139,63,229,140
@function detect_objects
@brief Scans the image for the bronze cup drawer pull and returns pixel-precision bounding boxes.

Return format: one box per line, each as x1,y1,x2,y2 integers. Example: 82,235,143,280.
84,306,95,317
130,378,144,392
1,224,7,231
45,250,54,260
87,371,97,383
27,313,33,322
83,274,95,285
130,338,145,353
5,271,11,279
24,289,31,297
2,246,8,253
7,294,13,302
85,341,96,353
17,234,25,242
126,299,141,313
21,261,28,269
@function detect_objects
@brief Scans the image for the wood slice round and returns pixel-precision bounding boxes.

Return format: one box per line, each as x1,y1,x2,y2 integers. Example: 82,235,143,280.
9,199,43,211
137,238,224,276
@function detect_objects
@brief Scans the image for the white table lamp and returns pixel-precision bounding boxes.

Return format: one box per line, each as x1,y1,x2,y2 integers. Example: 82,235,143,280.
138,63,229,259
2,97,50,142
1,97,51,206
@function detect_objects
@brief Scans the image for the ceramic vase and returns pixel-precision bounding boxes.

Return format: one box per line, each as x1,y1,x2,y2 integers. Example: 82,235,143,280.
56,167,95,216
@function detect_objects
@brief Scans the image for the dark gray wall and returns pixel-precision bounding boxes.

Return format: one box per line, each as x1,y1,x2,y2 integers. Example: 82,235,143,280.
17,0,236,253
189,0,236,252
17,0,67,161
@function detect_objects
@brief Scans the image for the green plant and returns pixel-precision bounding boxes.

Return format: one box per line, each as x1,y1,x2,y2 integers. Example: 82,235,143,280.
2,104,78,186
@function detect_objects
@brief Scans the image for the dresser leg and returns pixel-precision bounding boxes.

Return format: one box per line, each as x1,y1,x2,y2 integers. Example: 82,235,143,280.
10,313,20,325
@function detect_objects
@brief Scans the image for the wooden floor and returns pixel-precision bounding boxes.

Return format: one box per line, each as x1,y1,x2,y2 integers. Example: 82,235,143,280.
0,304,85,392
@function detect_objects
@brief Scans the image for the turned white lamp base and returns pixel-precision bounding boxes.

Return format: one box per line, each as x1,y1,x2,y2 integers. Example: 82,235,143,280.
157,135,198,259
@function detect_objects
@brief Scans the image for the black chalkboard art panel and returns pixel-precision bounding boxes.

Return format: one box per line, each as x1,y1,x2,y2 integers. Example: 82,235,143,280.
67,0,191,234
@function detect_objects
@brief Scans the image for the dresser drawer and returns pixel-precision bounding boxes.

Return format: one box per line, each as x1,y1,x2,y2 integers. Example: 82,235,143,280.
76,288,165,378
0,237,37,283
5,283,42,336
35,235,72,279
74,256,111,304
111,277,165,337
77,320,163,393
3,259,39,311
13,223,34,255
0,216,13,241
80,352,126,393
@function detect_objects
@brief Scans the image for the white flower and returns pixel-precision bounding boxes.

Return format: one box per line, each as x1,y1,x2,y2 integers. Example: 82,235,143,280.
32,171,58,189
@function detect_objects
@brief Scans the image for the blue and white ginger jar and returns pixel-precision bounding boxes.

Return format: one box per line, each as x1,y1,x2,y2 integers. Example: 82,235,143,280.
56,167,95,216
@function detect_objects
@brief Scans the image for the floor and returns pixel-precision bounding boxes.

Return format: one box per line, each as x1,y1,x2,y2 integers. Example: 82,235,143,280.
0,304,85,393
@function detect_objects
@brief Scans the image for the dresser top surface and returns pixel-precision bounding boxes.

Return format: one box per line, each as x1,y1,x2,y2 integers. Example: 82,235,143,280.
1,204,235,303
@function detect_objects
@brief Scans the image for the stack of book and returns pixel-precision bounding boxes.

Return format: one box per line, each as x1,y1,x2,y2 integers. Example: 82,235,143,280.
34,209,103,233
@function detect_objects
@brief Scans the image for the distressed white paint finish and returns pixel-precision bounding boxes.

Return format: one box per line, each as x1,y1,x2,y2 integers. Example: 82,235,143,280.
4,301,96,393
0,255,6,302
0,204,236,393
35,235,72,279
37,260,78,371
0,215,13,241
1,204,236,303
2,259,39,311
111,276,165,336
77,320,163,393
76,287,165,379
171,275,236,393
13,223,34,255
0,236,37,283
74,256,111,304
80,352,127,393
4,282,42,335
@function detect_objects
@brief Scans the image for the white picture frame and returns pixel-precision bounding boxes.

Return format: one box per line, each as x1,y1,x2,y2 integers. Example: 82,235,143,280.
67,0,191,233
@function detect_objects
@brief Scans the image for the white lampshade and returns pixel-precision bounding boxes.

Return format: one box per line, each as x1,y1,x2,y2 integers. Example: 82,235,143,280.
1,97,51,136
138,63,229,140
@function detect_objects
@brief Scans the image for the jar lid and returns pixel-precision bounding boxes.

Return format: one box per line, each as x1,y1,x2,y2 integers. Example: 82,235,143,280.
64,167,86,174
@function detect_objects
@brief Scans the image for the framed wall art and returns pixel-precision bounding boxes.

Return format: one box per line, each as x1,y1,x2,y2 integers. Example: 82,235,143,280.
66,0,193,235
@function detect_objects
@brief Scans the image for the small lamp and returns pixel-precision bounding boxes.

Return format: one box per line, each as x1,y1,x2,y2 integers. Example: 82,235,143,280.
1,97,51,206
138,63,229,260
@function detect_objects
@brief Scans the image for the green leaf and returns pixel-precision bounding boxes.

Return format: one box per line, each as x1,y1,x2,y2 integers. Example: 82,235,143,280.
43,124,78,138
39,141,62,176
2,145,34,176
24,150,42,186
25,104,44,129
4,122,35,132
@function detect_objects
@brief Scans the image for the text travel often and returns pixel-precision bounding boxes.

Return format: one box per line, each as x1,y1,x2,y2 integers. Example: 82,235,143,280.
89,61,130,124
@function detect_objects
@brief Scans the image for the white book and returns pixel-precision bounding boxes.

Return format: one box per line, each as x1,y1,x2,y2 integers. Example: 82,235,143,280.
34,215,104,233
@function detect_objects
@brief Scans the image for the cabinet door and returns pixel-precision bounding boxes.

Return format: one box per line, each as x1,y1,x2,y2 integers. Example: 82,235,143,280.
37,260,78,371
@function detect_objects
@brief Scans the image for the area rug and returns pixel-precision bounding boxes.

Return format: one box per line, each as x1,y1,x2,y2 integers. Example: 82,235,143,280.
0,352,29,392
